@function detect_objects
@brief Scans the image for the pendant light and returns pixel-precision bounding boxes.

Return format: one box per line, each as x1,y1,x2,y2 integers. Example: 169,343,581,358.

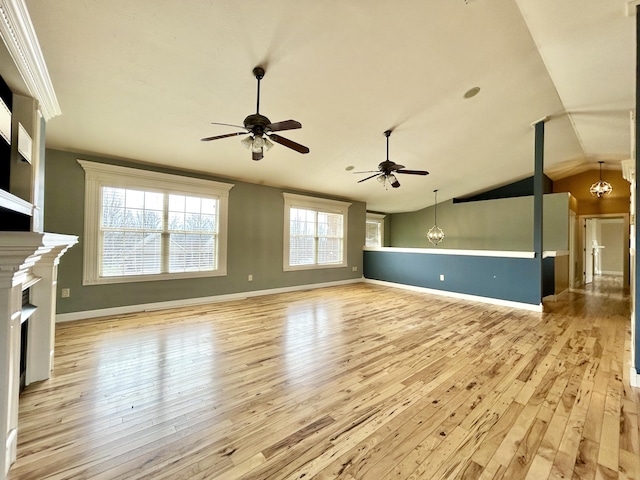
427,189,445,245
589,161,613,198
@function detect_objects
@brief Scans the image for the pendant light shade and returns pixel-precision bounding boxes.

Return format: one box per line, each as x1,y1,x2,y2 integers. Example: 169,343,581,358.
589,161,613,198
427,189,445,245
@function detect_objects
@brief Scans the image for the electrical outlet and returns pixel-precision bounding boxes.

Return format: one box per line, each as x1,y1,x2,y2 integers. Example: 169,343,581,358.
352,266,358,272
248,274,253,281
439,274,445,281
61,288,70,298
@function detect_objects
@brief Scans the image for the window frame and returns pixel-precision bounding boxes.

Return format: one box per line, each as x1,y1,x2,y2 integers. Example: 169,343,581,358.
79,160,233,285
282,192,351,271
365,213,386,248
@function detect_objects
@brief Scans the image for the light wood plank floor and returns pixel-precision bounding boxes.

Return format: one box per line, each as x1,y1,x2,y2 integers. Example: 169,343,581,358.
8,277,640,479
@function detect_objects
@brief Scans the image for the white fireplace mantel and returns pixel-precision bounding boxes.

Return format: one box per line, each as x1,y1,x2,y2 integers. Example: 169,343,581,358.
1,231,77,478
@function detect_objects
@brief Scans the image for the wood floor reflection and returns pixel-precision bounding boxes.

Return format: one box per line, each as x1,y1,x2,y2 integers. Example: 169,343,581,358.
8,279,640,479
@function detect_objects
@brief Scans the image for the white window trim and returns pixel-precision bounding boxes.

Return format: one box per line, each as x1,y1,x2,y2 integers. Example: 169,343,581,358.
283,192,351,271
78,160,234,285
366,212,386,247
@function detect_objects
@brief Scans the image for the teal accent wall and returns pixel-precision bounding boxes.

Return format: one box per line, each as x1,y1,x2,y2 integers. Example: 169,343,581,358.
364,250,541,306
44,149,366,314
389,193,569,251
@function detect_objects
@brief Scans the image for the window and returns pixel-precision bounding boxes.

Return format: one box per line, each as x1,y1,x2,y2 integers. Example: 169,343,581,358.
365,213,386,247
79,160,233,285
283,193,351,271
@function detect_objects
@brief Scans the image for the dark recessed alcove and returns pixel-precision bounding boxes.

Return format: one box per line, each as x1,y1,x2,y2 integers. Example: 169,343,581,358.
0,206,30,231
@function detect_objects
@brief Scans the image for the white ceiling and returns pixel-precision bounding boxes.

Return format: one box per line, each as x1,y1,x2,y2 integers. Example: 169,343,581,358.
20,0,635,213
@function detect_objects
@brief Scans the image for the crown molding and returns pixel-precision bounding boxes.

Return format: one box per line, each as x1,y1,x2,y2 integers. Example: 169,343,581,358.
0,0,60,120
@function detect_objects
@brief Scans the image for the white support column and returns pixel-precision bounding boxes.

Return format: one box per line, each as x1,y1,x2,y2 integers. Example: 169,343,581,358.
622,158,638,386
28,245,69,383
0,276,21,479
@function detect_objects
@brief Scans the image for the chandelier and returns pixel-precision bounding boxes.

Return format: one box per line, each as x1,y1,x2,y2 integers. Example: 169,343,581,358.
589,161,612,198
427,189,445,245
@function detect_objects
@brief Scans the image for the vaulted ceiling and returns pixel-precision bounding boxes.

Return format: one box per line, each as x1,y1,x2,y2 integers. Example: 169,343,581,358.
19,0,636,212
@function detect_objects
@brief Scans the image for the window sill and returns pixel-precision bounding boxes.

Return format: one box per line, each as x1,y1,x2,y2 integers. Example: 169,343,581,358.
283,263,348,272
83,269,227,286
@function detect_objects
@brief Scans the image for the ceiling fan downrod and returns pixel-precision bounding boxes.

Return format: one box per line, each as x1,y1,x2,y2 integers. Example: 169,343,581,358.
254,67,265,114
384,130,391,160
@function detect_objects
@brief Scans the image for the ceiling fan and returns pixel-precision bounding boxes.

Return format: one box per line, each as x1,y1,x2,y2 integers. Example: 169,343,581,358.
201,66,310,160
356,130,429,188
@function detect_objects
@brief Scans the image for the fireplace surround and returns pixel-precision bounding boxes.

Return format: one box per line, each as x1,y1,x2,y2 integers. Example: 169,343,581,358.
0,231,77,477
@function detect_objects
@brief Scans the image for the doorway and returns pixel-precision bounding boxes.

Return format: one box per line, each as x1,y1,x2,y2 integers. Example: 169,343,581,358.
579,215,628,288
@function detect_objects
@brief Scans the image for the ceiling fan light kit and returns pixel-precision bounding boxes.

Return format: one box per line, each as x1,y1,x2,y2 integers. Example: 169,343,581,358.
589,161,613,198
387,174,400,188
242,134,274,158
201,66,309,160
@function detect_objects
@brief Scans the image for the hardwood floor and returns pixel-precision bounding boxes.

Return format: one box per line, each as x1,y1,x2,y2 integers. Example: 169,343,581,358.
7,277,640,479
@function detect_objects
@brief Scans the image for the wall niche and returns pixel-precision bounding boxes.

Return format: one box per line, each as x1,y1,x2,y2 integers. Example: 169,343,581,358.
0,73,36,232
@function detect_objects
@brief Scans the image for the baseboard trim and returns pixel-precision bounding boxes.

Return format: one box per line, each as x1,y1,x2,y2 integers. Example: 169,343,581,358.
56,278,364,323
364,279,543,312
4,428,17,477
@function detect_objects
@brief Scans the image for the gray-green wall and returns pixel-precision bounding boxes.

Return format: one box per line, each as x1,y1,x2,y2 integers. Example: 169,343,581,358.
389,193,569,251
44,149,366,314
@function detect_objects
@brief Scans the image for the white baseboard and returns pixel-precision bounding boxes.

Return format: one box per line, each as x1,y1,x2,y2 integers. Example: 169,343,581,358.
56,278,364,323
599,271,623,276
4,428,17,478
364,279,543,312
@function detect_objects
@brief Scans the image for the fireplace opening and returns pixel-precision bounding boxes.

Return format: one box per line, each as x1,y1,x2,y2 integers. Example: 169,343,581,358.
20,287,36,393
19,317,28,392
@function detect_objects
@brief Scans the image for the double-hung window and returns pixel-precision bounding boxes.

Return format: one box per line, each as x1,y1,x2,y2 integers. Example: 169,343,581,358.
283,193,351,271
79,160,233,285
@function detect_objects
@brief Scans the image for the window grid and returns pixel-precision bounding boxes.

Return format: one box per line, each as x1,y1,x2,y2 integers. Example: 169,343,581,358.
289,207,344,267
100,187,220,278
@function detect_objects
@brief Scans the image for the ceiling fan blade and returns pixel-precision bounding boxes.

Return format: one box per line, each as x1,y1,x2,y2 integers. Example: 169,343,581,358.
211,122,246,129
396,169,430,175
389,163,405,171
268,134,310,154
252,150,263,161
201,131,246,141
352,170,380,174
357,173,382,183
267,120,302,132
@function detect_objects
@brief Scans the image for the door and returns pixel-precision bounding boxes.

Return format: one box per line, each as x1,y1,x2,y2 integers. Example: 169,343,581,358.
569,211,576,288
584,218,595,284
